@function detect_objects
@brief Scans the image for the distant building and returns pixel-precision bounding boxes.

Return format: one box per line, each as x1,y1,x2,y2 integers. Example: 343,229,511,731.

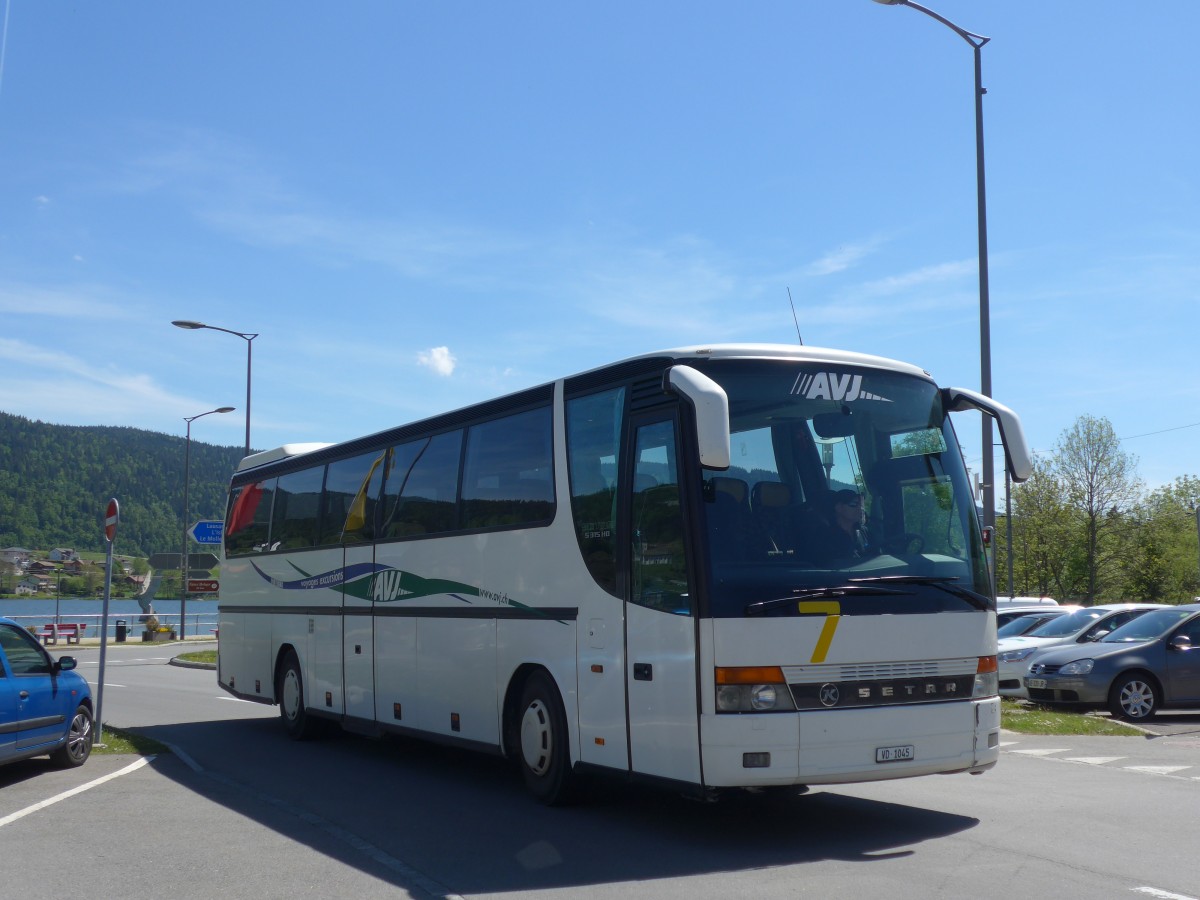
48,548,79,562
2,548,31,566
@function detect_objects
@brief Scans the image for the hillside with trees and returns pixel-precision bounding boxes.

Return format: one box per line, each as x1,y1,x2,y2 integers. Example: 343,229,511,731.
0,411,245,558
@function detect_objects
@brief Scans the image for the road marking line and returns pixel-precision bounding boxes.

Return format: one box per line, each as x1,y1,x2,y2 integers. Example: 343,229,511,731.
1133,886,1198,900
0,757,153,828
1008,748,1069,756
1124,766,1192,776
216,696,255,703
1064,757,1126,765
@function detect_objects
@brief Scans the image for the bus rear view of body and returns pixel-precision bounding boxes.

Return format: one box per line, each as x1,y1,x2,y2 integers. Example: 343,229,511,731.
217,344,1031,803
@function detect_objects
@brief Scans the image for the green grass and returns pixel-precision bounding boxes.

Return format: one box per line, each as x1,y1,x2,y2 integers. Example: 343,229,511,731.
1001,698,1142,736
176,649,216,665
93,724,171,755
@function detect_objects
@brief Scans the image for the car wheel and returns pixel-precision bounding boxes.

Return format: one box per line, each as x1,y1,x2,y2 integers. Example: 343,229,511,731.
277,650,323,740
1108,673,1160,721
516,670,575,805
50,704,94,768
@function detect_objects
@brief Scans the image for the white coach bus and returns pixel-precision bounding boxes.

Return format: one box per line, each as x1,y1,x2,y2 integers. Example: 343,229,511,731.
217,343,1031,804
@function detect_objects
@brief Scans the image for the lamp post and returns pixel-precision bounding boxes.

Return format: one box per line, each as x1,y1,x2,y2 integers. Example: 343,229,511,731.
172,320,259,458
871,0,995,534
182,407,235,640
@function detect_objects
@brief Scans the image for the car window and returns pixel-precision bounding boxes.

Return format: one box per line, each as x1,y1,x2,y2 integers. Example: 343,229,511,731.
0,623,53,674
1100,608,1187,643
1028,609,1104,638
998,614,1053,637
1175,615,1200,645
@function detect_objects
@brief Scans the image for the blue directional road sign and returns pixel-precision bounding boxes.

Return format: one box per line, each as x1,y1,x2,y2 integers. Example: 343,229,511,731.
188,520,224,544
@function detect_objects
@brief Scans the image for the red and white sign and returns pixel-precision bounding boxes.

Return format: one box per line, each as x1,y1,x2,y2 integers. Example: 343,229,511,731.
187,579,220,593
104,498,120,543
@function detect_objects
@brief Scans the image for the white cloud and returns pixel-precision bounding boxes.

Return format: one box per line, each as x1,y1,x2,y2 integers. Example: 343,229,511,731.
805,237,887,277
417,346,457,377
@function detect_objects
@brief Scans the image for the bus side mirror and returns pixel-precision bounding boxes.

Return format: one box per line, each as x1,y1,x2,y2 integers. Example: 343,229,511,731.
666,365,731,470
942,386,1033,483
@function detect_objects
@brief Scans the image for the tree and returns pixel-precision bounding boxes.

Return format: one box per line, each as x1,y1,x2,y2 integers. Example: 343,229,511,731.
1051,416,1142,603
1122,476,1200,603
1005,457,1084,600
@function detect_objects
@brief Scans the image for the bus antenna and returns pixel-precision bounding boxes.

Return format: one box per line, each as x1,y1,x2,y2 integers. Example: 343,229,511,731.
787,287,804,345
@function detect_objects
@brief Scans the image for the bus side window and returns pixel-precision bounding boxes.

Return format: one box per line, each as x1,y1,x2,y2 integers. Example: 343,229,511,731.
322,451,386,545
566,387,624,597
271,467,325,551
225,479,275,556
380,431,463,539
631,418,691,616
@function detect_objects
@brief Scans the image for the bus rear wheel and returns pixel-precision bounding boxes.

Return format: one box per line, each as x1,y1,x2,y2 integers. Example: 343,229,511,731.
278,650,323,740
517,671,575,805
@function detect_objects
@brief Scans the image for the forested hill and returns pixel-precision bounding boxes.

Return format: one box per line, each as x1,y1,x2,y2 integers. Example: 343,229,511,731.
0,412,247,558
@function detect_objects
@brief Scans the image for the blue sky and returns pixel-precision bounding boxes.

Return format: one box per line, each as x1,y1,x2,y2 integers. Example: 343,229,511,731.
1,1,1196,500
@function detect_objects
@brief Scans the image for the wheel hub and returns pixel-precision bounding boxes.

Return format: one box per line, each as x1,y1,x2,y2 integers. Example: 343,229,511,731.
520,699,553,775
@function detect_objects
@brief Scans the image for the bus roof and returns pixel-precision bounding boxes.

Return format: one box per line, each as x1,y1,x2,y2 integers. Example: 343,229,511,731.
616,344,932,380
235,343,936,476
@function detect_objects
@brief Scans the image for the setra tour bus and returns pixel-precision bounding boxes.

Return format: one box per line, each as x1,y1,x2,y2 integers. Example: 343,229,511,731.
217,343,1031,804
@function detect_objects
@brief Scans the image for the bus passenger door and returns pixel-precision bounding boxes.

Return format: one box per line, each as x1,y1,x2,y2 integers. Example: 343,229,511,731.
625,414,702,785
342,543,376,727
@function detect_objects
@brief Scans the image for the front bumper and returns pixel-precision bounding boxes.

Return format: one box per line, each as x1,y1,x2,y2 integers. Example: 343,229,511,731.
1023,674,1109,706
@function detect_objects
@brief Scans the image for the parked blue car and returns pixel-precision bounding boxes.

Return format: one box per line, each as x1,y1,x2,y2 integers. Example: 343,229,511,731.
0,616,94,769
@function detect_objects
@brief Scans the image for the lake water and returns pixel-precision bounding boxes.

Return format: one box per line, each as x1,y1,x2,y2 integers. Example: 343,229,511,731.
0,597,220,638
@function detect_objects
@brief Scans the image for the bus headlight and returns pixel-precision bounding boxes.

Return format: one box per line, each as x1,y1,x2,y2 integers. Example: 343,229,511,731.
715,667,797,713
973,656,999,699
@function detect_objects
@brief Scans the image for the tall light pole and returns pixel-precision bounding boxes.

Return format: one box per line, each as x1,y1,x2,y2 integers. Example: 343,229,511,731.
870,0,995,535
183,407,235,640
172,320,259,458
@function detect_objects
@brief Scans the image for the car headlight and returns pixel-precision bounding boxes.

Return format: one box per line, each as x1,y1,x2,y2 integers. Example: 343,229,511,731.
998,647,1036,663
1057,659,1094,676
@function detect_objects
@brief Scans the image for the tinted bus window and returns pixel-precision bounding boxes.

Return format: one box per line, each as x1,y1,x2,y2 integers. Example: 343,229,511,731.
461,407,554,529
566,387,624,596
322,450,387,544
379,431,463,539
271,467,326,551
225,479,276,556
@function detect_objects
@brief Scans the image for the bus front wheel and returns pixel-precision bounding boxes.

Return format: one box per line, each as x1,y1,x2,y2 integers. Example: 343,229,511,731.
278,650,322,740
517,671,574,805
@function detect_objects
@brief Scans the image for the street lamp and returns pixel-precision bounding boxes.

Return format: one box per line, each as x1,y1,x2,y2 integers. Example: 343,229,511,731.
870,0,996,535
172,320,259,458
183,407,235,640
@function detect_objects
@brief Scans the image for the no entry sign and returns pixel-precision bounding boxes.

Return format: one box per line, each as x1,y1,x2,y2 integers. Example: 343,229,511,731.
104,498,120,543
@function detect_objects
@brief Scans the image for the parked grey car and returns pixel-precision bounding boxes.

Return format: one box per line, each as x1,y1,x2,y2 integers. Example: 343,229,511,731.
1024,603,1200,721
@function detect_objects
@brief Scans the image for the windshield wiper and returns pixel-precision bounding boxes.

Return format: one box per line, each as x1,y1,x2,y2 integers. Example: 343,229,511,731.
745,584,905,617
847,575,990,611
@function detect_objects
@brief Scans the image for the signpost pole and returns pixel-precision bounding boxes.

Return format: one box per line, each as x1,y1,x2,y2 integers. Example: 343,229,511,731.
97,498,119,745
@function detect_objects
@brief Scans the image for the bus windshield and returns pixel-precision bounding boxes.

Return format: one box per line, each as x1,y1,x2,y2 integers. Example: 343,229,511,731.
692,359,990,617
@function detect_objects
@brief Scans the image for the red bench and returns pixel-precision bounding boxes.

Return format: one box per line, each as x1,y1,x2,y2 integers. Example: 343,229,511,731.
39,623,86,645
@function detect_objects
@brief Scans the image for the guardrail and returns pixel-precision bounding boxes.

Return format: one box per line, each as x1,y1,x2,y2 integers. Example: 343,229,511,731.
7,613,220,643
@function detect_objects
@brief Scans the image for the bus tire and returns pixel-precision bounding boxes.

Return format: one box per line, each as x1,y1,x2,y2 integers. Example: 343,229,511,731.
517,670,575,805
278,650,322,740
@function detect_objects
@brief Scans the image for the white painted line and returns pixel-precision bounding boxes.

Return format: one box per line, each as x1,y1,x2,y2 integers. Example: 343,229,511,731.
997,741,1019,747
1009,748,1069,757
1132,886,1198,900
216,696,255,703
0,757,153,828
1124,766,1192,776
1064,757,1126,765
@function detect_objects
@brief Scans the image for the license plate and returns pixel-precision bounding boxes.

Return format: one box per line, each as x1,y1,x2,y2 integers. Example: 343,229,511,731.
1025,678,1047,689
876,744,915,763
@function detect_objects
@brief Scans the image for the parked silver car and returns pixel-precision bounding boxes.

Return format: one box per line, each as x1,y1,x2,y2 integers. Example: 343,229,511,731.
1024,604,1200,721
